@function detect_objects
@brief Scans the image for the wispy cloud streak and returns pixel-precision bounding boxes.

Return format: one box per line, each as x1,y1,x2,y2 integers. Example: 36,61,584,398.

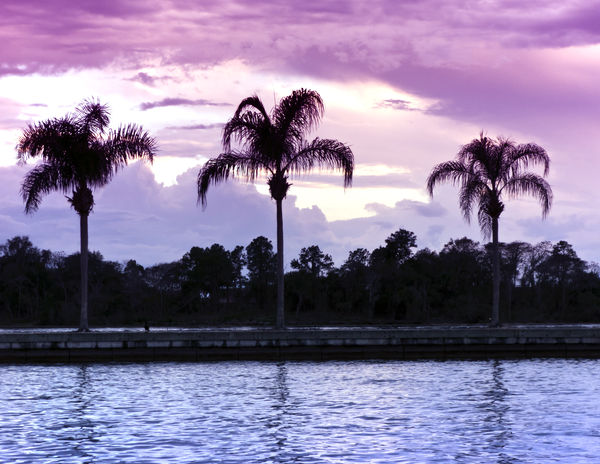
140,98,230,111
167,123,225,130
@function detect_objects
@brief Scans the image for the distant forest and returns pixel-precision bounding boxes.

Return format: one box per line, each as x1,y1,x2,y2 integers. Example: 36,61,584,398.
1,230,599,327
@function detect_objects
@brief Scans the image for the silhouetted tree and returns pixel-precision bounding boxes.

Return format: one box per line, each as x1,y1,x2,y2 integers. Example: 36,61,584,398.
406,248,439,322
521,241,552,288
339,248,371,314
439,238,487,321
538,240,585,319
291,245,334,278
197,89,354,327
246,236,276,309
123,259,147,316
385,229,417,264
17,99,156,330
3,235,600,326
427,133,552,326
369,229,418,319
181,244,235,308
290,245,334,314
0,236,54,320
145,261,181,318
499,241,530,322
86,252,124,323
341,248,370,273
228,245,246,302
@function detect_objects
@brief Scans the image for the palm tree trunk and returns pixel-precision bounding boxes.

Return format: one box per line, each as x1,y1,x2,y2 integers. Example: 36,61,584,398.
491,217,500,326
276,198,285,328
79,212,89,331
507,278,513,323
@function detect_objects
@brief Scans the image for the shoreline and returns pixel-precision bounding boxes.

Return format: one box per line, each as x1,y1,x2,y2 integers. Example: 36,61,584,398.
2,324,600,362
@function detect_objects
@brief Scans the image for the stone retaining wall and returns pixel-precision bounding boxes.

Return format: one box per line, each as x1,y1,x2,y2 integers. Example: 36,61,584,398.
1,326,599,362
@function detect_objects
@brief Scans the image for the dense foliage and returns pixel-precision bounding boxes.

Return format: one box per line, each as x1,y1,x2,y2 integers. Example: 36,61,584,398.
1,231,599,327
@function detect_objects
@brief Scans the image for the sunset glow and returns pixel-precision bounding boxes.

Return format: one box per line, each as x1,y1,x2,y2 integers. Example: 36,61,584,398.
1,0,599,265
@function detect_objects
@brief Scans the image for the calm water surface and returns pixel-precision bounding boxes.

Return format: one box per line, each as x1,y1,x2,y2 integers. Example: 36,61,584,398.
1,359,599,463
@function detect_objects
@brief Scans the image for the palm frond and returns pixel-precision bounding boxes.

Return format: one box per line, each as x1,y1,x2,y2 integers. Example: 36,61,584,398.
76,98,110,136
197,152,270,207
21,163,76,213
233,95,270,120
222,112,274,155
273,89,324,144
477,194,493,239
426,160,472,195
457,133,487,164
507,142,550,178
283,138,354,187
501,173,553,217
105,123,157,168
223,96,271,150
458,177,487,223
495,137,515,184
66,138,117,188
458,133,499,183
17,117,80,164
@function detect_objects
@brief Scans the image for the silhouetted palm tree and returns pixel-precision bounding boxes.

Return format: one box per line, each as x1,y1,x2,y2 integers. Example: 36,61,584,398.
426,133,552,326
198,89,354,328
18,99,157,331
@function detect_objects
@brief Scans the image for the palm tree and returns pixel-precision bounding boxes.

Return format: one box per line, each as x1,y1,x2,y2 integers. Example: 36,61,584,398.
426,133,552,326
17,99,157,331
198,89,354,328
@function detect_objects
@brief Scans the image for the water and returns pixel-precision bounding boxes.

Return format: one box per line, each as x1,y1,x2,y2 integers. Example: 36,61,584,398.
1,359,599,463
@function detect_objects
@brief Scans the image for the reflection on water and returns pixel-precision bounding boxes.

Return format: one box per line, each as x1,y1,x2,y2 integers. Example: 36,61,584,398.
486,360,513,463
1,359,599,463
70,366,95,462
266,363,291,463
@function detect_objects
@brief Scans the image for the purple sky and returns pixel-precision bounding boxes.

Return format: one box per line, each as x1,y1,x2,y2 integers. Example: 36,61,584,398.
1,0,600,266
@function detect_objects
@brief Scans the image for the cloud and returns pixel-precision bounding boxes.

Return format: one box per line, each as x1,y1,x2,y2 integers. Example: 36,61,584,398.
2,161,599,268
2,0,599,138
0,97,27,130
377,99,416,111
3,0,600,269
288,171,419,190
167,123,224,131
129,72,160,86
0,162,447,267
139,98,230,111
2,1,596,76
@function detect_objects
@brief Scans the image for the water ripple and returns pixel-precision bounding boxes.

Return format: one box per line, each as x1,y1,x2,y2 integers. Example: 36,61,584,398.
1,360,599,462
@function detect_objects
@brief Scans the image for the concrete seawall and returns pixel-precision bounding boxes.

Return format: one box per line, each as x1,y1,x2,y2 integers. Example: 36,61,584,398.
2,325,600,362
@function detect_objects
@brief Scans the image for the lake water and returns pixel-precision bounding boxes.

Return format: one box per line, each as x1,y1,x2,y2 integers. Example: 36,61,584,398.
1,359,599,463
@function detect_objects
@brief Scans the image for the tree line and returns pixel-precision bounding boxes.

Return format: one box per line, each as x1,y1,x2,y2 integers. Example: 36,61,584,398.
16,89,554,329
2,231,598,327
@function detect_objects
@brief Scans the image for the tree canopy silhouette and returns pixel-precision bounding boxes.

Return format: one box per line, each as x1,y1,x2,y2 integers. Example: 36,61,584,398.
426,133,552,326
17,99,156,331
3,233,600,326
197,88,354,327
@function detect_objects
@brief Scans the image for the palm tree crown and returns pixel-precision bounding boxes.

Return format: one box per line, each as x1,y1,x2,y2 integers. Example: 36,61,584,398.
426,133,552,236
426,132,552,326
198,89,353,204
17,98,157,331
18,99,156,214
198,88,354,327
